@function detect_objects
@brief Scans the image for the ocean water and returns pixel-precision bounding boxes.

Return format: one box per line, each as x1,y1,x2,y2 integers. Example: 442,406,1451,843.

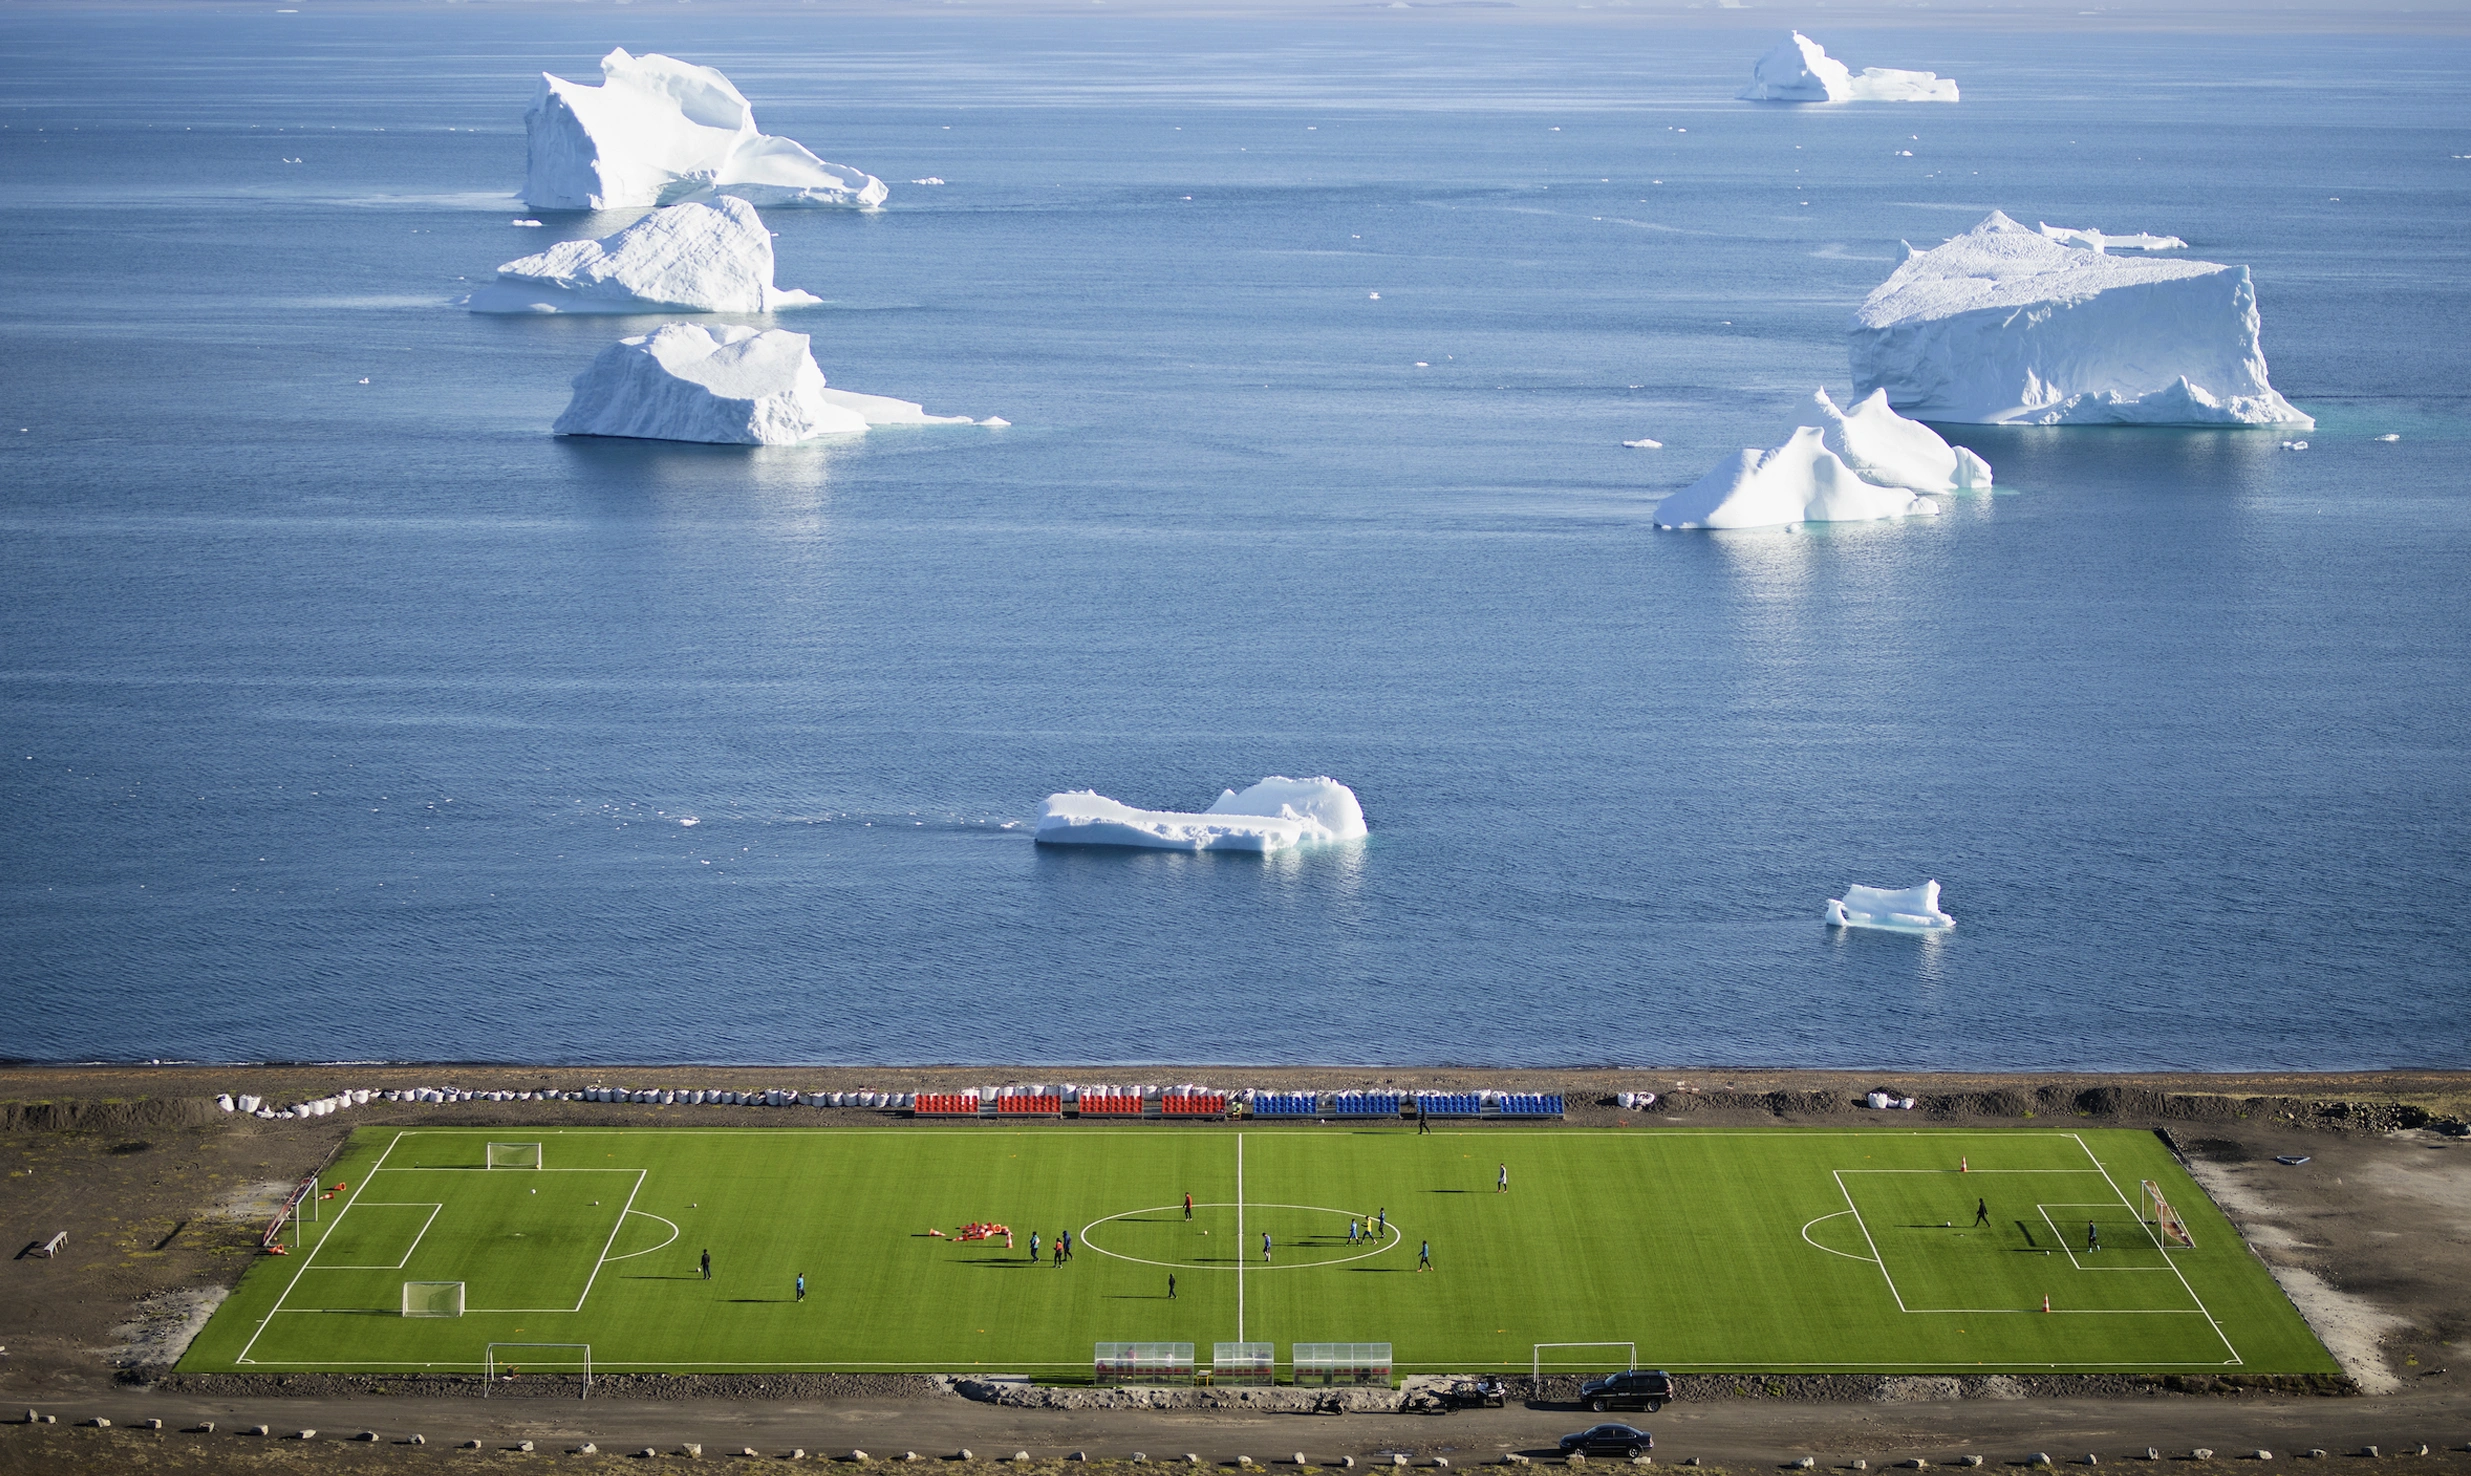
2,11,2466,1069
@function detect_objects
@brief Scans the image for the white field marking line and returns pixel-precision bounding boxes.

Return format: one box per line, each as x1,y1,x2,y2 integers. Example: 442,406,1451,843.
1800,1210,1876,1263
266,1166,648,1315
571,1169,650,1313
2071,1133,2241,1364
303,1203,442,1271
1834,1170,1906,1311
247,1355,2262,1372
2033,1203,2177,1274
602,1210,681,1264
236,1127,408,1365
1235,1132,1244,1345
1832,1173,2205,1317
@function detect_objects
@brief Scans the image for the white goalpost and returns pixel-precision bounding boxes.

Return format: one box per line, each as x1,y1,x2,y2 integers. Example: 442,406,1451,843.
485,1342,592,1400
1533,1342,1637,1384
486,1142,543,1169
402,1281,465,1318
2140,1180,2194,1248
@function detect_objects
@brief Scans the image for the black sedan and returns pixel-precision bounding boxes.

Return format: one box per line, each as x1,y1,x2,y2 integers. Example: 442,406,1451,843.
1558,1424,1654,1458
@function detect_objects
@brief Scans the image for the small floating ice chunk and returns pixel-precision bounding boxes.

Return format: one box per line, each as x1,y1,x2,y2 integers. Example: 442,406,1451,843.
468,198,816,315
524,47,886,212
1827,880,1955,933
979,416,1011,428
1623,438,1664,449
1852,211,2312,428
911,177,946,185
2280,439,2309,451
1033,776,1367,854
1739,33,1958,103
2376,433,2400,442
511,218,545,227
1656,426,1938,531
2035,221,2185,252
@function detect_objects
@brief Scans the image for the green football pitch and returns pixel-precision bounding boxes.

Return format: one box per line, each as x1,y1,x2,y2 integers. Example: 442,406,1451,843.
181,1125,2335,1378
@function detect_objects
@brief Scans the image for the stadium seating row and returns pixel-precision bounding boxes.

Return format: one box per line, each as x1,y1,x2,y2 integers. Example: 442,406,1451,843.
995,1094,1062,1116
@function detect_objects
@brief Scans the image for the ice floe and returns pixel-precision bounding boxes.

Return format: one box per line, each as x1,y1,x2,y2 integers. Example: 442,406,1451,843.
1656,388,1987,531
524,47,886,213
2036,221,2186,252
1657,428,1939,531
466,197,817,315
1739,32,1958,103
553,324,968,445
1033,776,1367,854
1851,211,2312,428
1826,880,1956,932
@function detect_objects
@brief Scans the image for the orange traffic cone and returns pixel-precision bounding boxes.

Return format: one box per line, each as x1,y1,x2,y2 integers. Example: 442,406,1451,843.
2042,1295,2051,1313
1961,1156,1969,1173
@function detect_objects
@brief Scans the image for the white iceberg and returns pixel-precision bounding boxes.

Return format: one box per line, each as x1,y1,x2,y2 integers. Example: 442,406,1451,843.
554,324,867,445
2036,222,2186,253
1851,211,2313,428
467,197,816,315
1826,881,1956,933
1033,776,1368,854
1811,386,1992,496
524,47,886,212
1656,426,1939,531
1739,33,1958,103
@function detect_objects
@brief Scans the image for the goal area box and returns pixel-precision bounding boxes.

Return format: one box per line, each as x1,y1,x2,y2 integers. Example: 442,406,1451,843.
486,1142,542,1169
1095,1342,1194,1386
1293,1342,1392,1387
401,1281,464,1318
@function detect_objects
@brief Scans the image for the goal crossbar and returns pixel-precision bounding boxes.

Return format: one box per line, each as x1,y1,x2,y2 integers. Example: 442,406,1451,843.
485,1342,592,1399
1534,1342,1636,1383
486,1142,543,1169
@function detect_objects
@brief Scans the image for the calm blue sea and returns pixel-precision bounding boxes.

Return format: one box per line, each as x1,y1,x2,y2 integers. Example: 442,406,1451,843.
2,11,2466,1069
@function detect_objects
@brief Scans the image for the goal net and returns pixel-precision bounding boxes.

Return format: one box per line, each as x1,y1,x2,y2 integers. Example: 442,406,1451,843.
2141,1180,2194,1248
486,1142,543,1169
402,1281,465,1317
485,1343,593,1399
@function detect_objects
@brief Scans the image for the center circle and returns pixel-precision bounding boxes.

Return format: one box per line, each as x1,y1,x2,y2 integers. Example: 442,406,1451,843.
1078,1203,1402,1272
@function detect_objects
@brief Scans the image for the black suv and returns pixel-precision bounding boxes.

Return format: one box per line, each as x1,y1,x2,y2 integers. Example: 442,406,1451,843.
1577,1369,1674,1413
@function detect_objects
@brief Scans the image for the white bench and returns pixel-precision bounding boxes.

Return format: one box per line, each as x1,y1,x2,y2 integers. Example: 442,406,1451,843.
36,1232,66,1258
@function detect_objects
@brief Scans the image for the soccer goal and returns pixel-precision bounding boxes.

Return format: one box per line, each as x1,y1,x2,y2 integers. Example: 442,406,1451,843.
402,1281,465,1318
484,1343,592,1399
1534,1342,1636,1383
486,1142,543,1170
2140,1180,2195,1248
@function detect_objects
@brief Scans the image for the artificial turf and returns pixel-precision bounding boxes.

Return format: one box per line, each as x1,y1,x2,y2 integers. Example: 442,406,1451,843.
179,1124,2336,1377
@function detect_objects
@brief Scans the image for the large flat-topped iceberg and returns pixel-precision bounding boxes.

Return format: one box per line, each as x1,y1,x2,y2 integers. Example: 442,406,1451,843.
1826,881,1955,933
468,198,816,315
525,47,887,212
1034,777,1368,854
1852,211,2312,428
1656,388,1988,532
1739,32,1958,103
553,324,970,445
